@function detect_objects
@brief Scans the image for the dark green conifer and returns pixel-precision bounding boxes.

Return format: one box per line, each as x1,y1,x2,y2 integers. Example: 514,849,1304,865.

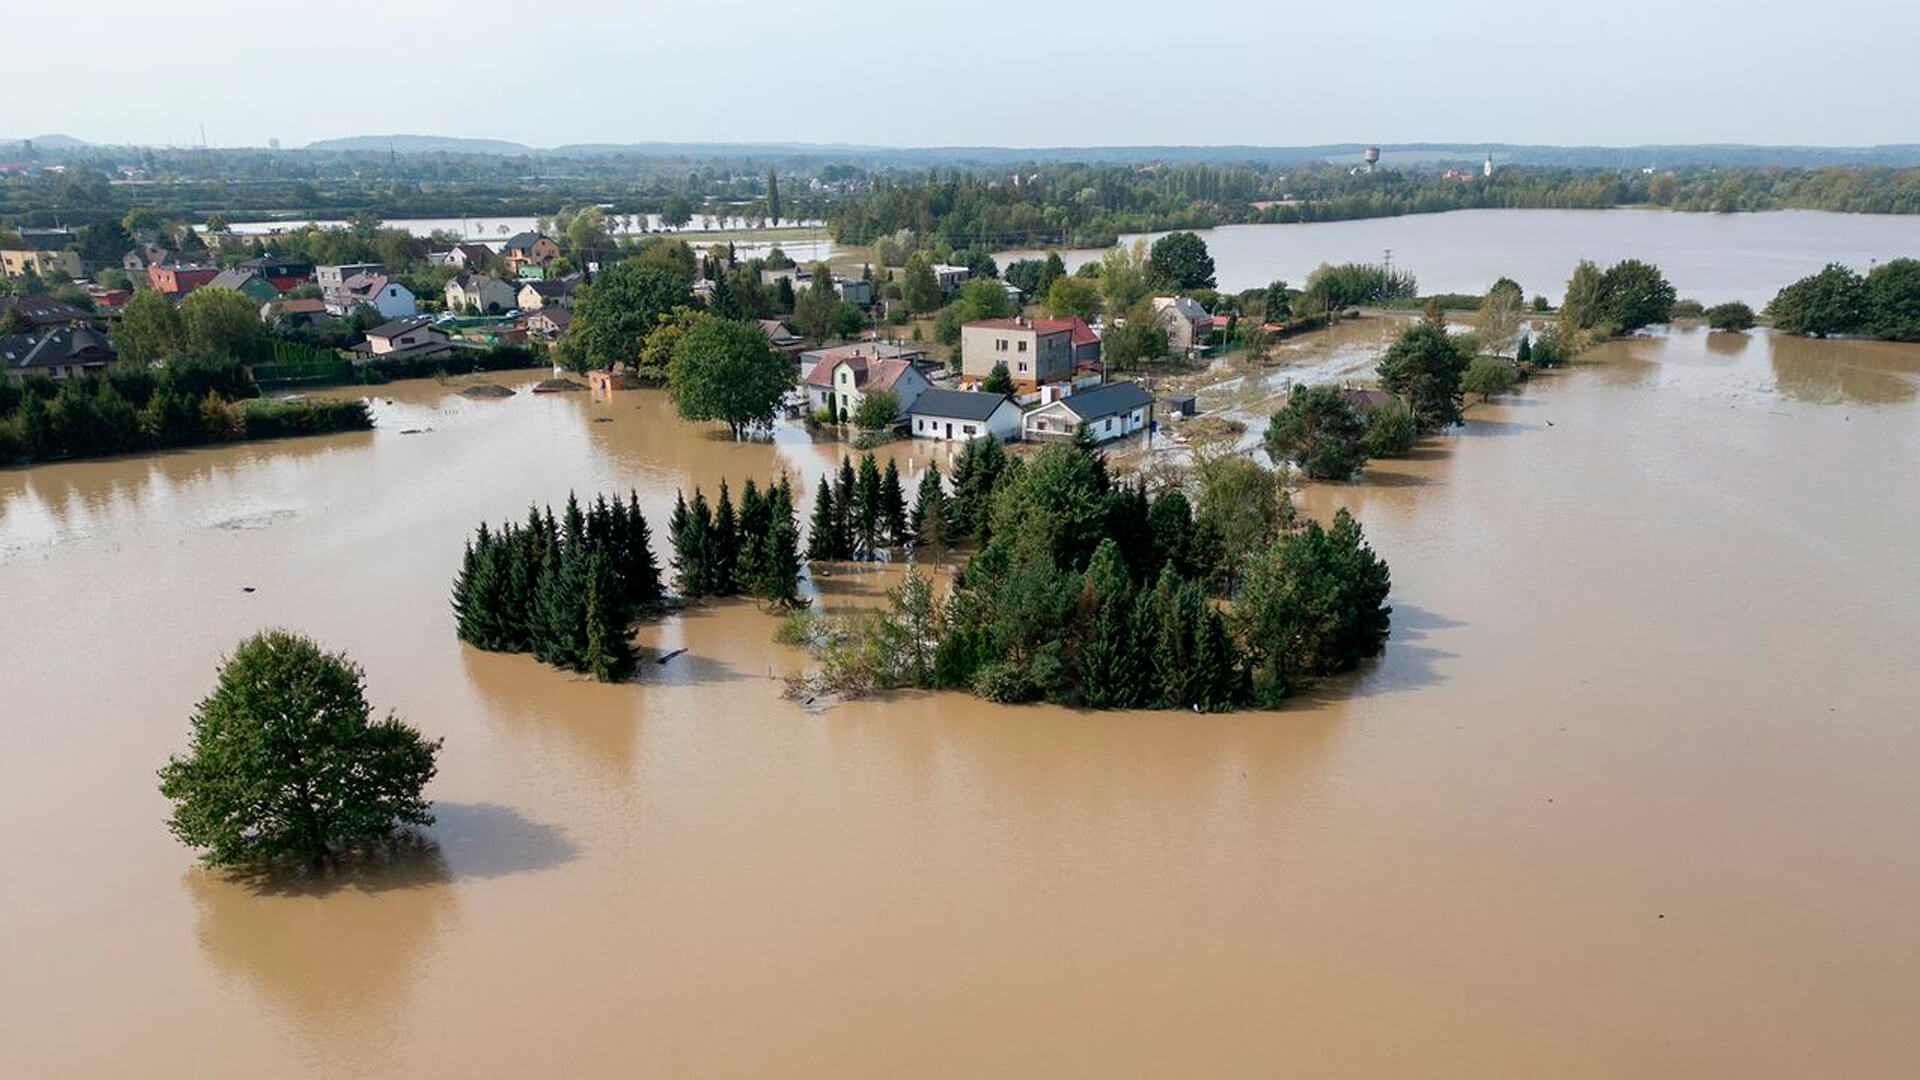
711,480,739,596
853,453,882,559
880,458,908,547
582,550,637,683
806,476,838,562
831,457,856,559
624,491,662,611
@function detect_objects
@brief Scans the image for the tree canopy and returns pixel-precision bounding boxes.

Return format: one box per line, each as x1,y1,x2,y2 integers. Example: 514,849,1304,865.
1147,231,1217,290
1376,312,1471,431
667,315,792,438
569,260,694,370
158,631,442,867
1264,384,1369,480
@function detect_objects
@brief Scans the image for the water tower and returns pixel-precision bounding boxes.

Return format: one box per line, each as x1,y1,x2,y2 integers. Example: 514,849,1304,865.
1363,146,1381,172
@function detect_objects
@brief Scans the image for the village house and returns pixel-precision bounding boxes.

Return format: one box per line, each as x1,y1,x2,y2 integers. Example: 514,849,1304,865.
234,256,313,292
120,243,171,272
930,263,972,292
1038,316,1102,367
795,339,925,377
354,315,454,362
5,294,91,331
1022,381,1154,444
802,343,932,420
959,316,1076,389
316,263,386,292
147,263,221,297
758,318,806,358
516,278,575,311
329,273,417,319
906,388,1023,443
445,275,517,315
206,267,280,303
1,241,83,280
85,284,132,312
1151,295,1213,353
428,242,498,272
527,307,572,337
260,297,330,329
501,232,561,274
1,325,117,381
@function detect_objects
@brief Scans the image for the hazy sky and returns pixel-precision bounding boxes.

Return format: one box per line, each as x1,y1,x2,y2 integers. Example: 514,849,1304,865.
11,0,1914,149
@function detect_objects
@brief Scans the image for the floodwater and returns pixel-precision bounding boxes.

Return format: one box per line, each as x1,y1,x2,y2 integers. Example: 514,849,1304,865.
4,329,1920,1077
999,208,1920,303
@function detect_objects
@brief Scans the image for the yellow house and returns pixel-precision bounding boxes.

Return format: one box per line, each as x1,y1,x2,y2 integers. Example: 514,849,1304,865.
1,247,83,280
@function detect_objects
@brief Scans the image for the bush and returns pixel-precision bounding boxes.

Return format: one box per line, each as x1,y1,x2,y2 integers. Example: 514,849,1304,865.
972,660,1038,703
1461,356,1518,401
1361,396,1416,458
1671,298,1706,319
1706,301,1756,332
239,397,374,439
853,389,899,431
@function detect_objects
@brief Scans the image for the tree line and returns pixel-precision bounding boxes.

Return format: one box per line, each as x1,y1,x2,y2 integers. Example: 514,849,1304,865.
452,491,664,683
668,475,805,607
788,437,1393,711
0,354,370,464
1766,259,1920,340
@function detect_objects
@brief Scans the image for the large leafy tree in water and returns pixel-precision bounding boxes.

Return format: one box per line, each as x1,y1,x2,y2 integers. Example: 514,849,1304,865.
1147,230,1217,290
569,261,693,370
667,314,791,438
158,631,441,867
1376,309,1471,432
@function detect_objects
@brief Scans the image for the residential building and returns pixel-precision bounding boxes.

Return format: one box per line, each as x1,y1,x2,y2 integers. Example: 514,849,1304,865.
959,316,1075,389
1034,316,1102,367
315,263,386,292
1,325,116,381
758,318,806,357
501,232,561,273
328,274,417,319
261,297,330,328
147,263,221,296
5,294,91,330
428,242,498,272
516,278,575,311
355,315,454,361
235,256,313,292
1151,295,1212,352
527,307,572,337
121,244,171,271
205,267,280,303
85,285,132,312
795,339,925,377
906,389,1022,443
930,263,972,291
2,243,83,280
1022,381,1154,444
445,275,518,315
802,344,932,420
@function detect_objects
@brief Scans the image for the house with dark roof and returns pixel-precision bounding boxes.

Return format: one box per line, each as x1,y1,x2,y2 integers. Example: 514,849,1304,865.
429,243,497,272
501,232,561,274
758,318,805,357
328,273,417,319
206,267,280,303
5,294,90,330
527,307,572,337
516,278,576,311
1,326,116,381
802,343,932,420
445,275,517,315
236,256,313,292
1021,381,1154,444
354,315,453,362
907,388,1022,443
261,297,330,328
1151,295,1213,352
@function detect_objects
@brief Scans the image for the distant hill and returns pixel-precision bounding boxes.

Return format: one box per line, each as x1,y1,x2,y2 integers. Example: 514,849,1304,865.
304,134,534,154
0,133,89,149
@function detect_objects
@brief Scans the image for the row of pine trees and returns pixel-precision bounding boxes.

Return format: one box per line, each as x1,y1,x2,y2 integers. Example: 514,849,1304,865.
666,476,805,605
452,492,663,682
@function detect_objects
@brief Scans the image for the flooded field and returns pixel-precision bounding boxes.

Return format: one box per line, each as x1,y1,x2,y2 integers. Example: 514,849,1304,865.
3,327,1918,1077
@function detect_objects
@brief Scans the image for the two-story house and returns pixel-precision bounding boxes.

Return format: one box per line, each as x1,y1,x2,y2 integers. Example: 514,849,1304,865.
445,275,518,315
501,232,561,274
355,315,454,362
959,316,1076,390
1152,295,1213,353
802,344,932,421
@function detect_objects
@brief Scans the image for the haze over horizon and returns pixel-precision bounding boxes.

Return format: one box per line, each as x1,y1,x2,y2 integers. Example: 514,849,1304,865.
10,0,1913,151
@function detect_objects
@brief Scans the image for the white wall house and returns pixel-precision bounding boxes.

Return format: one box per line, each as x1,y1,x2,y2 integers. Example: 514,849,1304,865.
802,349,931,421
906,389,1023,442
1022,381,1154,444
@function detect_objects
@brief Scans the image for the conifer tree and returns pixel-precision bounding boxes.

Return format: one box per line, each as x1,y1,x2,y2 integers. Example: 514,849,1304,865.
668,491,695,595
880,459,908,548
624,491,662,611
806,477,838,562
735,478,768,594
501,523,538,650
1190,609,1245,713
688,488,713,597
832,457,857,558
909,463,947,544
562,491,586,551
535,545,591,671
1148,566,1201,708
452,534,483,644
853,453,883,559
582,550,637,682
1076,539,1137,708
711,480,739,596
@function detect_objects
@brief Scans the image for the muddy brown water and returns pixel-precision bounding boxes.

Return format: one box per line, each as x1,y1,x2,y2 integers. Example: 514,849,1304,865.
3,327,1918,1077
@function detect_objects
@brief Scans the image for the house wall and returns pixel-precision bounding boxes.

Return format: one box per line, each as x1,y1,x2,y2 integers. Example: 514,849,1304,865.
371,284,418,319
910,401,1021,442
1023,400,1150,443
2,249,84,279
960,325,1072,384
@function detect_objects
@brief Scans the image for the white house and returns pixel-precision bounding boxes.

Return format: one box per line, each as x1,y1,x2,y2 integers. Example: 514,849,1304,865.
445,275,518,315
930,263,972,291
354,315,455,363
327,273,417,319
906,388,1023,443
1022,381,1153,444
802,345,931,421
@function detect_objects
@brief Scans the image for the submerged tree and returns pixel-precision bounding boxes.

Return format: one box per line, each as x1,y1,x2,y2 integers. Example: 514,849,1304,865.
158,631,442,867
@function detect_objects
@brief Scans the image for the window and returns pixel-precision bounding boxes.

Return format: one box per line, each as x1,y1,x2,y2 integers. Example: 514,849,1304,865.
995,338,1008,352
1018,362,1028,373
1017,340,1028,353
962,425,976,435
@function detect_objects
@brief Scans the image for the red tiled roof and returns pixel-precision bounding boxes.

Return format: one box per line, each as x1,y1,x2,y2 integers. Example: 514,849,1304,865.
804,350,917,392
1033,316,1099,348
967,316,1069,335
